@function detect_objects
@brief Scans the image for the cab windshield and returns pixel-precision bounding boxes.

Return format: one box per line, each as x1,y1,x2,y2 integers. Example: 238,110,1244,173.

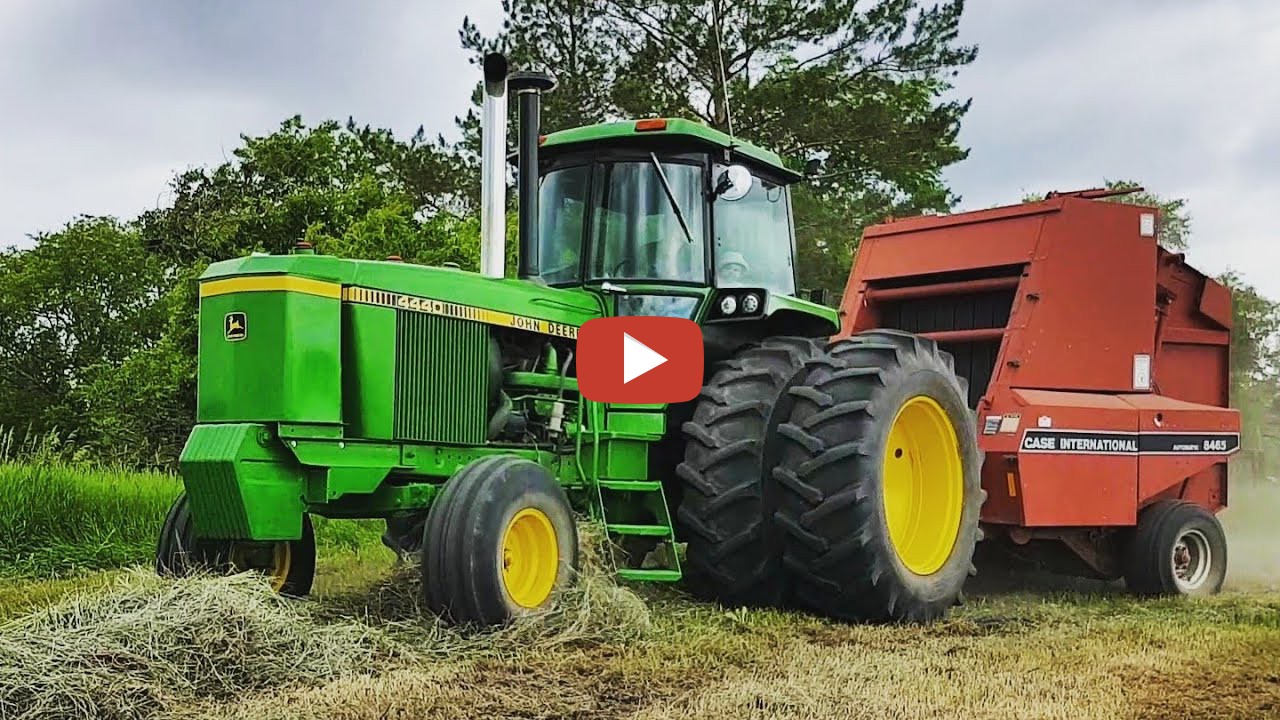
537,160,706,285
537,158,795,292
588,160,706,283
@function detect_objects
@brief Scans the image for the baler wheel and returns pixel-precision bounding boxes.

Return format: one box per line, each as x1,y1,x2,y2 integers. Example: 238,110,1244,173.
769,330,984,622
1124,500,1227,596
155,492,316,596
421,455,579,625
676,336,824,607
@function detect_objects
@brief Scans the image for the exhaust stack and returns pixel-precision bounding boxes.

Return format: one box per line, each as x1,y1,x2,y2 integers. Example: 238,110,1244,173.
480,53,509,279
508,71,556,280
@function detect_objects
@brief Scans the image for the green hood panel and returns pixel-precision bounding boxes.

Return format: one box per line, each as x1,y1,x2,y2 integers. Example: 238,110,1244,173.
201,255,605,330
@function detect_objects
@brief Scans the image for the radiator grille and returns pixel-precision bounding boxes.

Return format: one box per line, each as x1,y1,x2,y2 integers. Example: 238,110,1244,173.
394,311,489,444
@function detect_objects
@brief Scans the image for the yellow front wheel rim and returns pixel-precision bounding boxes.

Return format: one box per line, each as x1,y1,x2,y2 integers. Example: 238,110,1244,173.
882,395,965,576
229,542,292,593
501,508,560,608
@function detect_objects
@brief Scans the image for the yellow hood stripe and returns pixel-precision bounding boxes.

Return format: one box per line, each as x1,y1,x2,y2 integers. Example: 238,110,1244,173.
200,276,341,299
199,277,579,340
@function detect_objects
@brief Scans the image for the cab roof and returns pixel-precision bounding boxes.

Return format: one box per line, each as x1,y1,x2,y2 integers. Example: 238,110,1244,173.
540,118,803,183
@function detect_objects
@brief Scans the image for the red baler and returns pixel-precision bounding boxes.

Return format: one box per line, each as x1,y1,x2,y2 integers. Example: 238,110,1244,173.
839,189,1240,587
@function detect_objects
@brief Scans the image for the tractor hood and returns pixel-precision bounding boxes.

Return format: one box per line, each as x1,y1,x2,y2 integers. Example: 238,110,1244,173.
200,252,605,338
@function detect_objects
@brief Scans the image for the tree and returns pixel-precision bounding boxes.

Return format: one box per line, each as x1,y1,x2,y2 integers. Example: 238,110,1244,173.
1220,271,1280,475
460,0,977,294
137,117,476,267
3,117,488,468
0,217,167,440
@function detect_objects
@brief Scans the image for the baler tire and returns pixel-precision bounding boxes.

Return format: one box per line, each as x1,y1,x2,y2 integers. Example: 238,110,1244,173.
1123,500,1227,596
155,493,317,597
421,455,579,626
676,336,824,607
769,329,985,623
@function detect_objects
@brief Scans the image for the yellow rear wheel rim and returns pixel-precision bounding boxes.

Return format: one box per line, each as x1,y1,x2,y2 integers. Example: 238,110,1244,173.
882,395,964,576
229,542,292,593
501,508,560,608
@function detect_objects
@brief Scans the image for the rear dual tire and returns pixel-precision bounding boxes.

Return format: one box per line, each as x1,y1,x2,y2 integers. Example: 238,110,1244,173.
769,330,985,622
676,337,823,607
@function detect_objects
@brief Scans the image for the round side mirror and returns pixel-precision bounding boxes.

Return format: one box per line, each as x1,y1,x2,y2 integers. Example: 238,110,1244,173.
715,165,753,201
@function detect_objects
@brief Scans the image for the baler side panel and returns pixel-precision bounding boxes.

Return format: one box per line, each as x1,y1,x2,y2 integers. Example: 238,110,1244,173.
1153,252,1232,408
1000,199,1157,394
1122,394,1238,511
857,209,1049,280
1008,389,1139,527
840,209,1048,338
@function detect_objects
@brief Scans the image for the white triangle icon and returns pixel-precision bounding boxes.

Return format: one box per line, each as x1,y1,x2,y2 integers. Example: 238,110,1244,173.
622,332,668,384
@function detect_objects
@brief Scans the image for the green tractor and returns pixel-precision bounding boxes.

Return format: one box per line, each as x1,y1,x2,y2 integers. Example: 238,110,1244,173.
156,53,982,625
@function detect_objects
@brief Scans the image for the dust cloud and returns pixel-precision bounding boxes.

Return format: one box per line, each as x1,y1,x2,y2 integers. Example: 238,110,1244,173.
1222,474,1280,590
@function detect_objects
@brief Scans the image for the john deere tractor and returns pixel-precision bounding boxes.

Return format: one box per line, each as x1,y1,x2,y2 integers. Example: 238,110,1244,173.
156,53,982,625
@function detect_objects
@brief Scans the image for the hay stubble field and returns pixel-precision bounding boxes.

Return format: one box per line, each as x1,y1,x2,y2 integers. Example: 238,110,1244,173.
0,460,1277,720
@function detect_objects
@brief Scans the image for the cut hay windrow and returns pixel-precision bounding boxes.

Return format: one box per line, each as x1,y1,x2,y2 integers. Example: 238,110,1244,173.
0,523,652,720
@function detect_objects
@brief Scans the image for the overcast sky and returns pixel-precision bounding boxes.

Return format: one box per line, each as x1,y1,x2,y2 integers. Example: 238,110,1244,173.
2,0,1278,297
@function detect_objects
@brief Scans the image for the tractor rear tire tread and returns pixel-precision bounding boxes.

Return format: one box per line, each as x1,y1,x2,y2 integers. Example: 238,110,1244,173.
771,331,984,623
676,336,825,607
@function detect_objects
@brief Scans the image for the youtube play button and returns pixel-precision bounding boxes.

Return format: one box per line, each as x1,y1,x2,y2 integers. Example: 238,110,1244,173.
622,332,667,383
578,317,703,403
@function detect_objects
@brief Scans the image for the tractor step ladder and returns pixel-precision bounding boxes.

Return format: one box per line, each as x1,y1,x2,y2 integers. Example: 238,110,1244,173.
595,478,682,583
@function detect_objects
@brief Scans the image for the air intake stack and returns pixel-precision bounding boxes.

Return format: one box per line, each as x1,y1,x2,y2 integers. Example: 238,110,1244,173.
508,70,556,280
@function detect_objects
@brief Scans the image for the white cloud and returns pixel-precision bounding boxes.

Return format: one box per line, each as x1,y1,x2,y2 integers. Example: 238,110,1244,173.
946,0,1280,296
2,0,1277,303
0,0,504,248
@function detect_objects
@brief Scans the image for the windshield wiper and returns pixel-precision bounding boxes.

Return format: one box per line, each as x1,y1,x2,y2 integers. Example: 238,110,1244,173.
650,152,695,244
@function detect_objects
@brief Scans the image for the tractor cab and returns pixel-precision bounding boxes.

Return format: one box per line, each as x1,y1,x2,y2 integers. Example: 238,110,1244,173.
532,119,812,326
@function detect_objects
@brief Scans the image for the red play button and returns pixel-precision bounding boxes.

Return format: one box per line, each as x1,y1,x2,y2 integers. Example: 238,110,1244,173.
577,317,703,403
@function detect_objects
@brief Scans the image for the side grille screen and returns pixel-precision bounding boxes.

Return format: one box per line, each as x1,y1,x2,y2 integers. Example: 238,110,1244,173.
394,311,488,444
880,289,1016,408
880,290,1016,335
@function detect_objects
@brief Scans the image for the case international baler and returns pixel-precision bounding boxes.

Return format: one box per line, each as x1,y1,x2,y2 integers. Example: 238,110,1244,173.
833,189,1240,594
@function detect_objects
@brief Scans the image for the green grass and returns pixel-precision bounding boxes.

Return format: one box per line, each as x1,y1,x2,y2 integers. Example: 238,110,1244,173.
0,461,179,577
0,460,387,579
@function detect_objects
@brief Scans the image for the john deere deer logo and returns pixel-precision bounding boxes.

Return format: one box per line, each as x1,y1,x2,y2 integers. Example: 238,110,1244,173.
224,312,247,341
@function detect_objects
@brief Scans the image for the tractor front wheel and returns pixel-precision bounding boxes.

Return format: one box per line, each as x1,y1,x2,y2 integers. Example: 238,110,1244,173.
421,455,579,625
1124,500,1227,596
155,493,316,596
770,330,985,623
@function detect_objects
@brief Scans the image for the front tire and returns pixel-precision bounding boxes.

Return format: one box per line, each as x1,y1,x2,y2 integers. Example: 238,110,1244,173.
770,330,984,622
421,456,579,625
155,492,316,597
676,337,823,607
1124,500,1227,596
